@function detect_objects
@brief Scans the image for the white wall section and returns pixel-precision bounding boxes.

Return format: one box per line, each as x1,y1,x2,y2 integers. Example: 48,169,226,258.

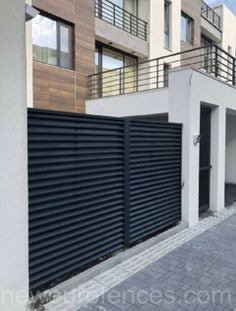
210,105,226,212
214,4,236,53
0,1,29,310
149,0,181,59
26,0,33,108
86,88,169,117
168,69,200,227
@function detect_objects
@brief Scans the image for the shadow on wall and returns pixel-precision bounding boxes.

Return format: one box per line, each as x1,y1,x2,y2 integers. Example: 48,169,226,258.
226,114,236,185
225,184,236,207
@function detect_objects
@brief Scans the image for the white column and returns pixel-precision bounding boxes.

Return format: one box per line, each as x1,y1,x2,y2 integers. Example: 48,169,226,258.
168,69,200,227
26,0,33,108
210,105,226,212
0,1,29,310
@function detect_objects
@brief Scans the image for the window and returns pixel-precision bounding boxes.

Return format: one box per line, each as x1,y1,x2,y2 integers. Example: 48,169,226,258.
124,0,138,16
96,43,137,96
102,48,124,72
111,0,123,8
104,0,137,15
96,43,137,73
181,12,193,45
33,14,74,70
164,0,171,49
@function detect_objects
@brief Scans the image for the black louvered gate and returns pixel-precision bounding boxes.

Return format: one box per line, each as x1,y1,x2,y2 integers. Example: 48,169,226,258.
28,109,182,292
129,120,182,243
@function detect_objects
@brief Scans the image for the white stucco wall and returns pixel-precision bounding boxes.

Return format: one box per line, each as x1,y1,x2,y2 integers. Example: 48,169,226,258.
168,69,233,224
214,4,236,53
169,70,201,227
86,88,169,117
0,1,29,310
149,0,181,59
171,69,236,215
226,114,236,184
26,0,33,108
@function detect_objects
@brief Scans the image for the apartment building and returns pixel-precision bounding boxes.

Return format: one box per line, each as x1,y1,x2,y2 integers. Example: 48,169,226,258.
26,0,236,111
24,0,236,214
26,0,95,113
26,0,148,112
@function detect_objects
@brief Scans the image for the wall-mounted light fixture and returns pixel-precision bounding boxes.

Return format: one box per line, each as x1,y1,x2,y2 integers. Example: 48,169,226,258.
193,134,201,145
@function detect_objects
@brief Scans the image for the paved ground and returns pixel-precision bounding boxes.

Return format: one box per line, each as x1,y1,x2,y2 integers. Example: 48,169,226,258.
80,213,236,311
226,184,236,207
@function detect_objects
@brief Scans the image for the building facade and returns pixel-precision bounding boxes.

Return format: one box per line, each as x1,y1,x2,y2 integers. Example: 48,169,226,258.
28,0,95,113
25,0,236,221
85,1,236,223
27,0,236,110
27,0,236,113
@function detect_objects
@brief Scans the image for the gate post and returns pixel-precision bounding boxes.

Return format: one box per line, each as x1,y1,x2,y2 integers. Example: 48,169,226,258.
0,1,29,310
210,106,226,212
168,69,200,227
124,120,130,247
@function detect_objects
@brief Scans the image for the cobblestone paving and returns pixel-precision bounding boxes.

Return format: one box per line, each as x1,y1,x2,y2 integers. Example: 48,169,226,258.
82,214,236,311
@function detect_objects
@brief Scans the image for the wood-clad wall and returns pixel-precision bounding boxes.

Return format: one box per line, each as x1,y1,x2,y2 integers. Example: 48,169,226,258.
32,0,95,113
181,0,201,51
181,0,201,66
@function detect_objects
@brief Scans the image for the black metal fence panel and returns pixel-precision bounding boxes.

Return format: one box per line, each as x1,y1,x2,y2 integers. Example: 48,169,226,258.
28,109,182,291
129,121,182,243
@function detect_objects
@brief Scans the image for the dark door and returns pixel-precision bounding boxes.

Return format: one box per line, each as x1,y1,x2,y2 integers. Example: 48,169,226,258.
199,107,211,214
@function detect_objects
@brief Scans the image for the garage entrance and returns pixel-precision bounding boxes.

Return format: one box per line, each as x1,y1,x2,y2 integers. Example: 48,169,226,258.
199,107,211,214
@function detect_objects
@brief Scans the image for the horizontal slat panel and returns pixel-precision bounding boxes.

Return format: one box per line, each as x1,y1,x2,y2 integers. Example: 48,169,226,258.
28,109,125,291
129,121,182,242
28,109,182,292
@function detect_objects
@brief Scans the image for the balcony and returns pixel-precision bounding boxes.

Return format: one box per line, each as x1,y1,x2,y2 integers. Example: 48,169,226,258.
88,45,236,99
201,0,222,32
95,0,148,41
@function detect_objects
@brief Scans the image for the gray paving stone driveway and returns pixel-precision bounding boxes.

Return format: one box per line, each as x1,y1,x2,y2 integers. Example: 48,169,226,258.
82,214,236,311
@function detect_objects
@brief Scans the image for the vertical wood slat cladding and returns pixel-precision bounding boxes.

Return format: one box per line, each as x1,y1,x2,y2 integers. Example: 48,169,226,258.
32,0,95,113
32,0,75,23
33,63,76,112
181,0,201,67
75,0,96,113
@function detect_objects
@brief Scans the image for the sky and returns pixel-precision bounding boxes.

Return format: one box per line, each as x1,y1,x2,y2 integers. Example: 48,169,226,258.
205,0,236,14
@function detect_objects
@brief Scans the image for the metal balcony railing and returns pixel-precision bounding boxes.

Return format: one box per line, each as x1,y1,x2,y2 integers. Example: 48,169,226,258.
95,0,148,41
88,45,236,99
201,0,222,31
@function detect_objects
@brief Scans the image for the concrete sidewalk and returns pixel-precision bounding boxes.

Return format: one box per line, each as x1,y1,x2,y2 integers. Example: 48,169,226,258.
44,206,236,311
